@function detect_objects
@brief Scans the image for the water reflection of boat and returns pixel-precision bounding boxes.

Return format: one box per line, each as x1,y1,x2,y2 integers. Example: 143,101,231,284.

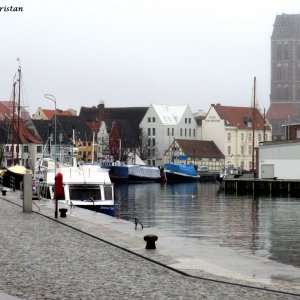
163,163,200,182
34,157,114,213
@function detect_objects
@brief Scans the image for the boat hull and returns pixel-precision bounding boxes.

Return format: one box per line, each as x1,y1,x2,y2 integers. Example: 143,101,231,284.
127,174,161,183
164,170,199,182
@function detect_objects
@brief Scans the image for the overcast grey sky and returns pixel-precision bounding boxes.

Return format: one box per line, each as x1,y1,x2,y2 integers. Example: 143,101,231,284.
1,0,299,114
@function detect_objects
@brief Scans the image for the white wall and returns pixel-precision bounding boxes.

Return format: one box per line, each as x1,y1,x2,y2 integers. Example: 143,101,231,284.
259,142,300,179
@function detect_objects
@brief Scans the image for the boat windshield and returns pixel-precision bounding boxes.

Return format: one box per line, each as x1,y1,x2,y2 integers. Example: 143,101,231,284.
69,185,101,200
104,186,113,200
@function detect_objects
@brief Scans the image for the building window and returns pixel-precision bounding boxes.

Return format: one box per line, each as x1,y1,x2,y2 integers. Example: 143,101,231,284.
189,128,191,137
185,118,187,123
148,160,151,165
88,142,91,146
193,129,195,137
148,117,151,123
185,128,187,137
284,44,288,60
23,145,29,153
227,133,231,142
284,64,288,81
258,133,262,142
249,161,252,169
284,85,289,100
152,138,155,146
5,145,9,152
148,128,151,136
277,44,282,60
171,128,174,136
240,145,244,155
180,128,183,136
152,128,155,136
37,145,42,153
167,128,170,136
241,133,244,141
152,148,155,156
152,117,156,123
189,118,191,123
277,64,282,81
227,146,231,155
148,149,151,157
248,133,251,141
241,161,244,169
152,160,155,166
148,139,151,146
248,145,252,155
88,151,91,156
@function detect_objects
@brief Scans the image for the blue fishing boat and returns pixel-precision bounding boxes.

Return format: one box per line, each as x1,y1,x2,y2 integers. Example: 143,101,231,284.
163,163,200,182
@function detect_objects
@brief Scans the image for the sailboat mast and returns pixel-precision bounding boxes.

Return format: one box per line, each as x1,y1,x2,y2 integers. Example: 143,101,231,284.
252,76,256,171
11,81,16,164
16,66,21,164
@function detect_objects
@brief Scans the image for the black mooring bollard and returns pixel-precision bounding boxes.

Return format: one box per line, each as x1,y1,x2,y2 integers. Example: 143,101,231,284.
144,234,158,249
1,190,7,196
59,208,68,218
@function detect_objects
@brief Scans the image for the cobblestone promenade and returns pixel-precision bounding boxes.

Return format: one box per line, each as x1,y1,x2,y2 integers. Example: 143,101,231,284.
0,197,299,299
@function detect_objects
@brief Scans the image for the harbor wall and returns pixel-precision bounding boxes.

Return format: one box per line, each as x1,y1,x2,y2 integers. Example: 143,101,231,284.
223,178,300,197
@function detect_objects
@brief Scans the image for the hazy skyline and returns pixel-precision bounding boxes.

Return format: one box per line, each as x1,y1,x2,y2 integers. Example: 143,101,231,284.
1,0,300,114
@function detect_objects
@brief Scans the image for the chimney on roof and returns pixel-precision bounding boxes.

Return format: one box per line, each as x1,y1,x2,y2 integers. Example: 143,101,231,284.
98,101,105,122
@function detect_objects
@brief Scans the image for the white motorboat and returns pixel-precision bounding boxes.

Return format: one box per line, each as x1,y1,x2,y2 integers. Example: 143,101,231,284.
34,157,114,213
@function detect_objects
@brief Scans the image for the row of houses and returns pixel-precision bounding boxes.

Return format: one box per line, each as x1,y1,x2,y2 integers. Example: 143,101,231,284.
0,100,273,172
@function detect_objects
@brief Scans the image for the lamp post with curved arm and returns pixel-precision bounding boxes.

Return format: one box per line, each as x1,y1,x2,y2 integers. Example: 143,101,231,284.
44,94,58,218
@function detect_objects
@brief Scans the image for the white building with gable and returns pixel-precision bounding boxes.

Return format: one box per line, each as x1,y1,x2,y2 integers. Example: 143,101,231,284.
139,104,197,166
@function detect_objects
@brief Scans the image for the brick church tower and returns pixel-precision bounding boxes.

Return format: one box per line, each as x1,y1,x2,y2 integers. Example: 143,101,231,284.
267,14,300,140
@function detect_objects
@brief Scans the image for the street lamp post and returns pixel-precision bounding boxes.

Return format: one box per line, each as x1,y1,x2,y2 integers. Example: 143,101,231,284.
44,94,58,218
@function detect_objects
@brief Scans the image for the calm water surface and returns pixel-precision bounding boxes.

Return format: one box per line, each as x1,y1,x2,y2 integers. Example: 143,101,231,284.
113,182,300,268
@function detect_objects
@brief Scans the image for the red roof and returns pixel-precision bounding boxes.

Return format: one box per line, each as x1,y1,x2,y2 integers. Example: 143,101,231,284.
176,139,224,158
266,103,295,120
42,109,73,120
212,104,269,130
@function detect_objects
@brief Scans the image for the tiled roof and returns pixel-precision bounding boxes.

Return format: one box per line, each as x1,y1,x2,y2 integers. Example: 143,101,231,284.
0,101,30,121
175,139,224,159
42,109,74,120
266,103,298,120
212,104,269,130
33,116,93,145
79,106,148,147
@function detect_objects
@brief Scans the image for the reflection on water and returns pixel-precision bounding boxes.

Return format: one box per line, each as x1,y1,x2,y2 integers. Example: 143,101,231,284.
114,182,300,268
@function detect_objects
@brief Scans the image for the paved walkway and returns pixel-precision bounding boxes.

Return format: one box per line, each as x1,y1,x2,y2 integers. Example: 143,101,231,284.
0,189,299,299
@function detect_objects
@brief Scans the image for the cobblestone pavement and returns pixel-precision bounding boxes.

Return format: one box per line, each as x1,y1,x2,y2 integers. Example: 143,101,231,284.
0,198,299,300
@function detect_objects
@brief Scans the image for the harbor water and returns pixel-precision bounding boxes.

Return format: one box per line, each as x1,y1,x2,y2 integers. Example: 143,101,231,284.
113,182,300,269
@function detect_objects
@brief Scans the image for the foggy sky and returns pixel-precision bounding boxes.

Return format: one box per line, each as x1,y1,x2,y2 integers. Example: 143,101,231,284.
1,0,299,115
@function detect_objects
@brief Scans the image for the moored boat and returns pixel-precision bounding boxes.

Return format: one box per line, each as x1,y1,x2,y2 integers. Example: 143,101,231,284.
163,163,200,182
34,157,114,213
127,165,161,182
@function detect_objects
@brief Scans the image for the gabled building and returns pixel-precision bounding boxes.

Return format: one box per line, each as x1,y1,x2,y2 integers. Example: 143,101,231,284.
202,104,271,171
139,104,197,166
79,103,148,161
164,139,225,171
0,101,43,169
32,107,76,120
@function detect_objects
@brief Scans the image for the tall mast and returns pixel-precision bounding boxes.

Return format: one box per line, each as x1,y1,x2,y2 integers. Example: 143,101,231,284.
16,66,21,164
11,81,17,164
252,76,256,171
